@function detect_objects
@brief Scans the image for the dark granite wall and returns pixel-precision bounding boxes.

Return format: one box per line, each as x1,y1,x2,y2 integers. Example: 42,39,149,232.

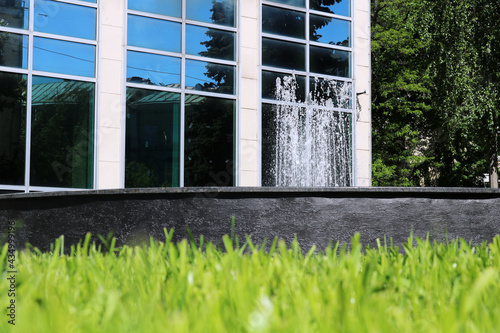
0,187,499,251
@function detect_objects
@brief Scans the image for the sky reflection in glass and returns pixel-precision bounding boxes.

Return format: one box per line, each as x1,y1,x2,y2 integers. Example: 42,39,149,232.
34,0,96,40
310,15,350,46
310,0,350,17
33,37,95,77
186,0,235,27
127,51,180,86
128,15,181,53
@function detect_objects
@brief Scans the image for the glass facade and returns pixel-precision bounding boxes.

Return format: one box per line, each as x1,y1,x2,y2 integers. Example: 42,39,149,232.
261,0,353,186
0,0,96,191
0,0,367,191
125,0,237,187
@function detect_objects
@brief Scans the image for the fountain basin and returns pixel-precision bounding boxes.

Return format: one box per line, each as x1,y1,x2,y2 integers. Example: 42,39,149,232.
1,187,499,251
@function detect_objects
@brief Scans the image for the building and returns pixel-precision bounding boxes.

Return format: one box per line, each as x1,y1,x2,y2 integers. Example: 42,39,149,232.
0,0,371,192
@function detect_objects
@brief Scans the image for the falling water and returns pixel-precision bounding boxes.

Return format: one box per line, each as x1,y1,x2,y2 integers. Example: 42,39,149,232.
267,76,352,187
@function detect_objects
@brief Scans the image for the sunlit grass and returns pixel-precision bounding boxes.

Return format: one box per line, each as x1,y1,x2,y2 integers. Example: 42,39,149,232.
1,230,499,332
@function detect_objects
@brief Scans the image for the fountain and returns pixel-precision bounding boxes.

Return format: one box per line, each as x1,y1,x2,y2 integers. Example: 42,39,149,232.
263,75,353,187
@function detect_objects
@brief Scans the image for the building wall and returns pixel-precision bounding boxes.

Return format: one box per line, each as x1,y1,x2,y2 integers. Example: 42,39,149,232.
0,0,371,191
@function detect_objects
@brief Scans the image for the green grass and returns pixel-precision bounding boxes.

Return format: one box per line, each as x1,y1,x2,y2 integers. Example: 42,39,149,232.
1,231,500,332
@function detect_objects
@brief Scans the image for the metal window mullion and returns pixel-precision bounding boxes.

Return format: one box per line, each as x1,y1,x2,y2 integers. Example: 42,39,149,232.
261,0,305,12
0,66,29,74
261,66,307,77
31,70,96,82
184,54,237,66
127,9,182,23
127,45,182,58
0,26,29,35
93,0,101,190
179,0,186,187
185,20,237,32
185,90,237,99
25,0,35,193
32,31,97,45
309,40,351,52
308,9,352,22
261,33,305,45
53,0,98,9
305,0,310,98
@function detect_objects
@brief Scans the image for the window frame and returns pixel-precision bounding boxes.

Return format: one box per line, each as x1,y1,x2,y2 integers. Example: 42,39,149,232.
260,0,355,186
0,0,99,192
124,0,239,188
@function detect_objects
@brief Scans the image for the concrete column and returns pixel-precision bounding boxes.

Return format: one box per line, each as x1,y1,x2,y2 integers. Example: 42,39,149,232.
96,0,126,189
355,0,372,186
239,0,260,186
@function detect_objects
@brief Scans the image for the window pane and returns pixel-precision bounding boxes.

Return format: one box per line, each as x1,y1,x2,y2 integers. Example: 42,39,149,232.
310,45,350,77
310,15,350,47
262,71,305,102
186,0,235,27
0,0,29,30
262,103,352,186
30,77,94,189
184,95,234,186
186,24,235,61
128,0,181,18
128,15,181,53
125,87,180,187
185,59,235,94
262,5,305,39
0,32,28,68
0,72,26,186
309,77,352,108
262,38,305,71
33,37,95,77
34,0,96,40
127,51,181,87
310,0,350,17
266,0,305,8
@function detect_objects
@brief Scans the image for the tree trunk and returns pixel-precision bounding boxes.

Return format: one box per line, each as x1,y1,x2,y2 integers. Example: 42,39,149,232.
490,150,499,189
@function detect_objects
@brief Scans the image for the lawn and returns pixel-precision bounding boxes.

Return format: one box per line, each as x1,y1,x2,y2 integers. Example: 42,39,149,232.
1,230,499,332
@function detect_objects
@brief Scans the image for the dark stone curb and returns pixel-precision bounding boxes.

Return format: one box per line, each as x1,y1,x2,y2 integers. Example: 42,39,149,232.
1,187,499,251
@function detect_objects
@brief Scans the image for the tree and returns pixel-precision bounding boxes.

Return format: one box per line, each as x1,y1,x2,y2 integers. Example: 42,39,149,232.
371,0,433,186
371,0,500,187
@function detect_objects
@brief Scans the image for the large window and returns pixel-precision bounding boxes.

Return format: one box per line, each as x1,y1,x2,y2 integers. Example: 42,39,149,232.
125,0,237,187
261,0,353,186
0,0,97,191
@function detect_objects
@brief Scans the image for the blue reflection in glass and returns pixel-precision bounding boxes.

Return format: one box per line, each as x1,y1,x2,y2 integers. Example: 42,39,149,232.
0,32,28,69
128,0,181,17
34,0,96,40
127,51,181,86
33,37,95,77
310,0,350,17
266,0,305,8
186,24,235,61
310,15,350,47
0,1,29,29
128,15,181,53
186,0,235,27
185,59,234,94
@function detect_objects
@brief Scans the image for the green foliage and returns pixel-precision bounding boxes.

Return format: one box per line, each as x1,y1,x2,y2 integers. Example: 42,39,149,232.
1,232,500,332
372,0,500,186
